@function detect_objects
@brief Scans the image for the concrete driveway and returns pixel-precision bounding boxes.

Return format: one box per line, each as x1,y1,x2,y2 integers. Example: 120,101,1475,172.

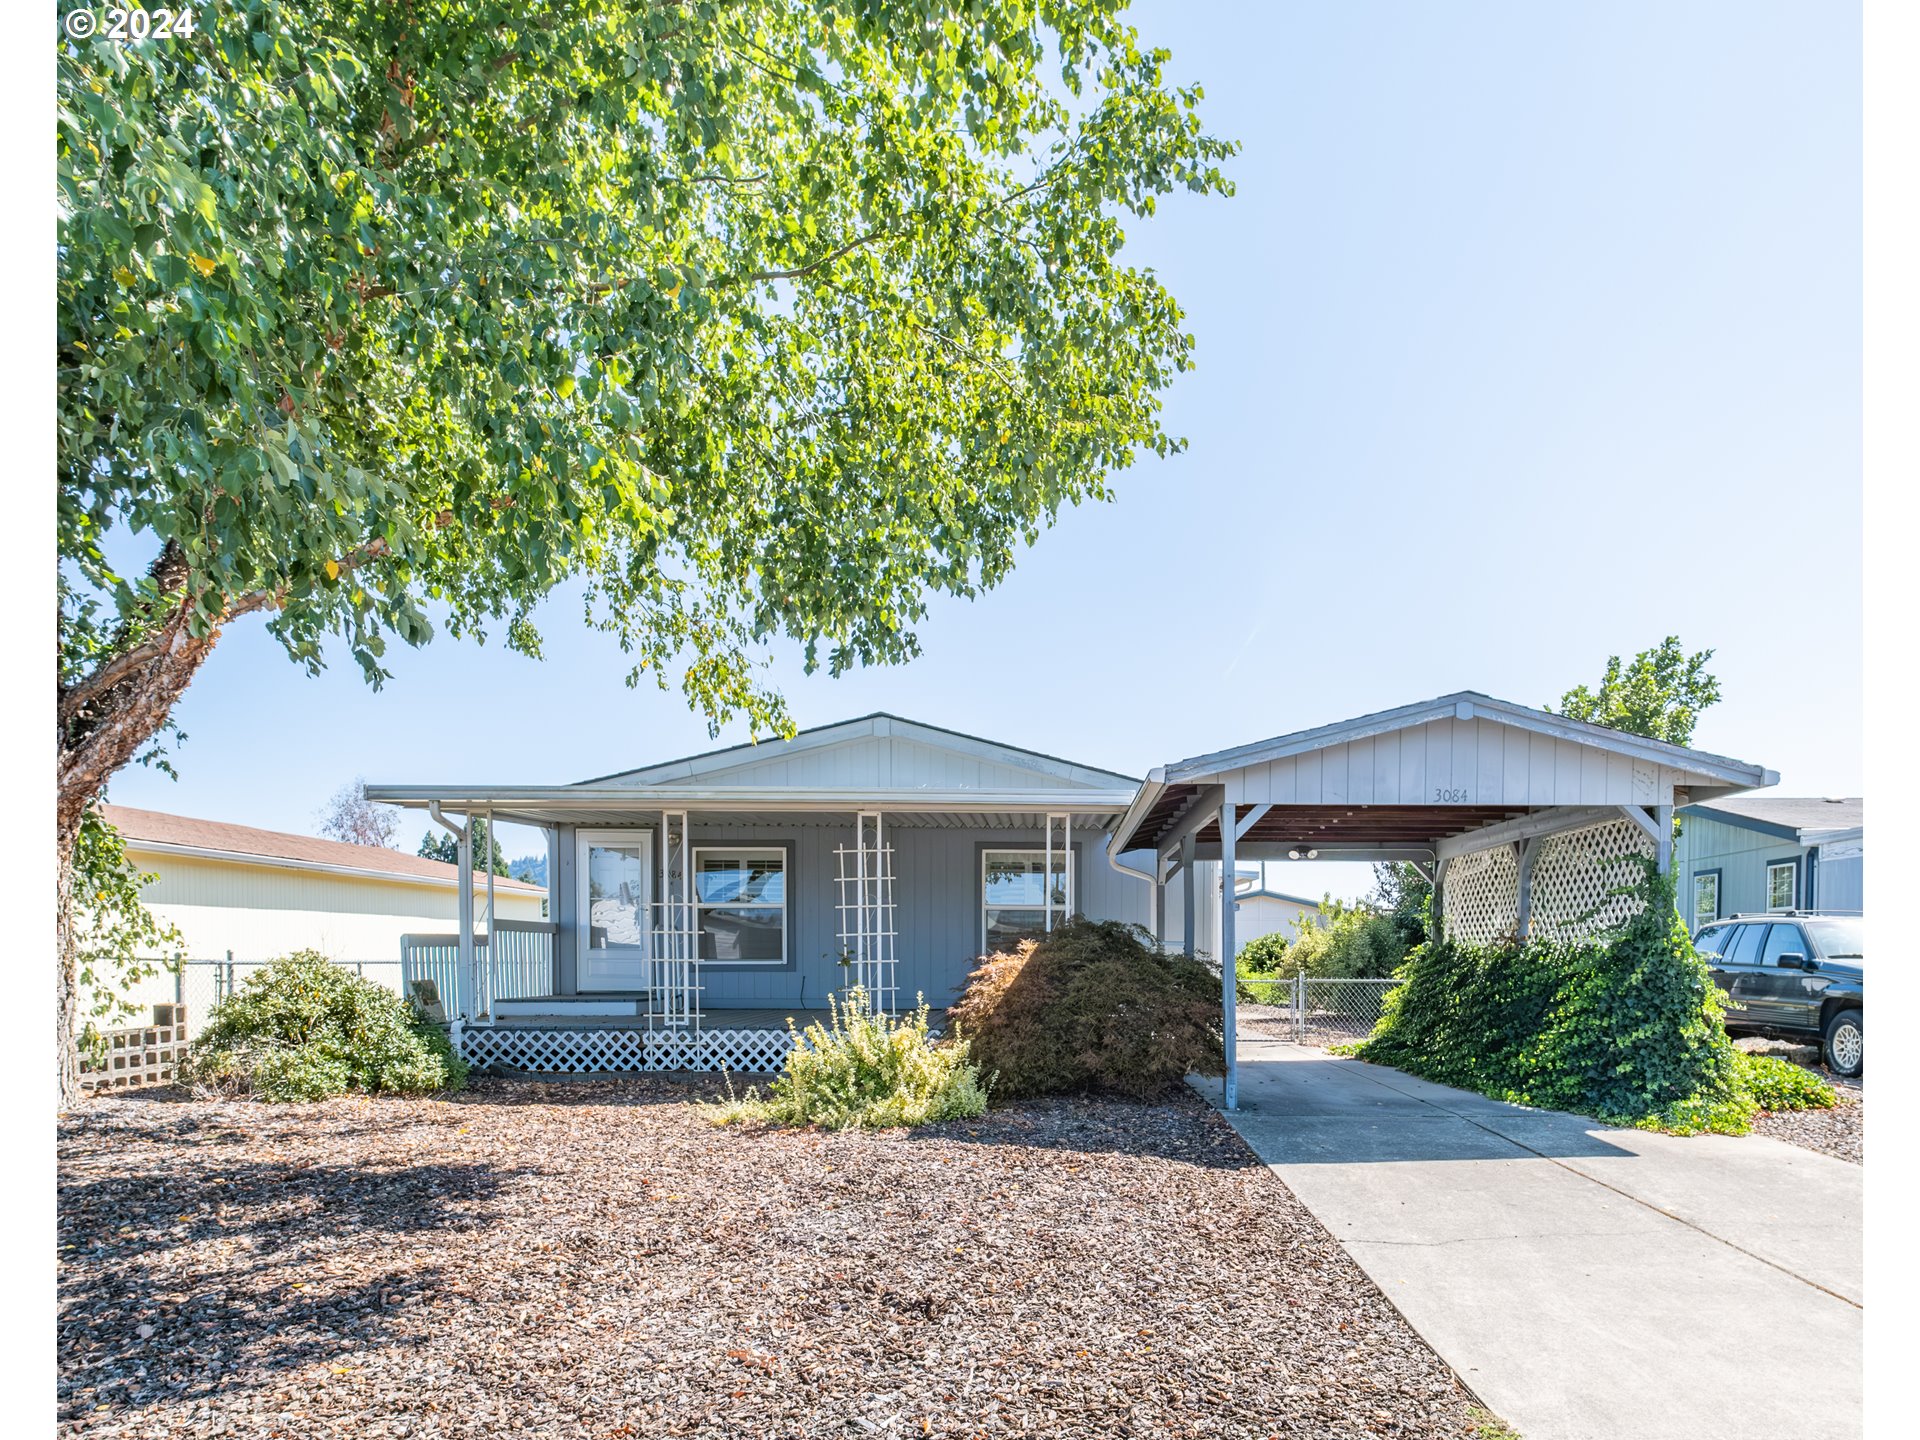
1203,1043,1862,1440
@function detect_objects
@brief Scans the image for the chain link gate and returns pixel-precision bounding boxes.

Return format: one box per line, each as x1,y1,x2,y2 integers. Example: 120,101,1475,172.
1235,972,1399,1047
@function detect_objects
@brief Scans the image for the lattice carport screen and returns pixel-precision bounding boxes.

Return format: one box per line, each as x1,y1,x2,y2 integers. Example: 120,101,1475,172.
1442,842,1521,944
1528,816,1656,938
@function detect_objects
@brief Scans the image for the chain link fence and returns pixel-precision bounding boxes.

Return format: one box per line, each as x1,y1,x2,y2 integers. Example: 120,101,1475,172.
1236,974,1399,1047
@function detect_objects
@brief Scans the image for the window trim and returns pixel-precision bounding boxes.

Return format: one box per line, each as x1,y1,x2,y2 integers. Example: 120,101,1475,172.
1691,869,1722,931
691,843,791,967
1765,857,1800,912
978,842,1079,955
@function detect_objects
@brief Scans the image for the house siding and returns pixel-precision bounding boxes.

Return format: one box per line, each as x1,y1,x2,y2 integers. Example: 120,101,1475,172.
1674,816,1812,921
129,850,547,960
553,820,1188,1011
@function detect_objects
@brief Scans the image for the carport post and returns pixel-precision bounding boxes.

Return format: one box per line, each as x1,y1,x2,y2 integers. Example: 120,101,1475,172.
1219,798,1238,1111
1655,804,1674,875
1181,834,1196,959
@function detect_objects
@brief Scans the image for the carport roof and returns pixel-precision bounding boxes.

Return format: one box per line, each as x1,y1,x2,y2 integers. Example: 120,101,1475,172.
1110,691,1776,859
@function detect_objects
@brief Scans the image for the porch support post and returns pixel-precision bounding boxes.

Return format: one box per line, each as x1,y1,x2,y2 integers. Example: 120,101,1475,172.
1152,859,1167,947
1219,798,1239,1112
457,821,475,1020
1181,833,1197,959
1654,804,1674,876
483,806,496,1018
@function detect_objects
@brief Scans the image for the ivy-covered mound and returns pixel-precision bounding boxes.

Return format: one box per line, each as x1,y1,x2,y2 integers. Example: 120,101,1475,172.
708,988,988,1130
948,918,1223,1101
1356,866,1832,1134
188,951,468,1102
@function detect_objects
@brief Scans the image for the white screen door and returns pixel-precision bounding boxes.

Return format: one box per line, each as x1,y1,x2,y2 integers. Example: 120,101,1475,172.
577,830,654,990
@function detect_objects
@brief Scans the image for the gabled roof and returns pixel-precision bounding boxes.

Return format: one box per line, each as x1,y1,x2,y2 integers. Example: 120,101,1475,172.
1679,795,1863,842
1160,691,1771,789
1110,690,1776,859
1235,887,1322,909
103,805,545,893
578,712,1140,790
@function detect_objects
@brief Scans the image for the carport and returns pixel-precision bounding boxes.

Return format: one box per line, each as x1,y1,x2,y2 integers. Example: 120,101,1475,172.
1105,692,1776,1108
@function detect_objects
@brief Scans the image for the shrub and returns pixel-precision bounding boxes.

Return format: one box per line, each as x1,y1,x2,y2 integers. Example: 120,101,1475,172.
1287,898,1410,979
947,917,1223,1101
708,988,988,1130
187,951,468,1101
1235,933,1291,1004
1737,1052,1837,1112
1358,864,1748,1132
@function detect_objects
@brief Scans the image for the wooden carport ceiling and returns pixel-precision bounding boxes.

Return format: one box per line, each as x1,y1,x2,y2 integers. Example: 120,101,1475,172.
1134,784,1532,851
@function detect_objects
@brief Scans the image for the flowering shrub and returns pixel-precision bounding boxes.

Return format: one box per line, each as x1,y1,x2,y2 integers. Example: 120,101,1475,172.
708,988,988,1130
187,951,467,1101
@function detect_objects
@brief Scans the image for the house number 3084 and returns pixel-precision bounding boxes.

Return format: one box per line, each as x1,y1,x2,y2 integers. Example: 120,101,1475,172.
1432,787,1469,802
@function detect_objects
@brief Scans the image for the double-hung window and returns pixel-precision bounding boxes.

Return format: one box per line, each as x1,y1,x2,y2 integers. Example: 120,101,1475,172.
694,848,787,963
1766,861,1797,911
981,849,1070,953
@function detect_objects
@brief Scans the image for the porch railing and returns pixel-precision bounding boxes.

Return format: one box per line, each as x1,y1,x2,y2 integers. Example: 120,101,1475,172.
401,920,557,1019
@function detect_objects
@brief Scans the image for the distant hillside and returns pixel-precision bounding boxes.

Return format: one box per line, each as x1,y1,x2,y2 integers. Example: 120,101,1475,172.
508,853,549,887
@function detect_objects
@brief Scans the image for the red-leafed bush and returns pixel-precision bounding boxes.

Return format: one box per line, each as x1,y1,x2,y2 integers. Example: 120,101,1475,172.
948,918,1223,1101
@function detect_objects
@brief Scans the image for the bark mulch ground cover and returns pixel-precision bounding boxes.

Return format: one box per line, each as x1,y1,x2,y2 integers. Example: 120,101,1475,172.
59,1079,1502,1440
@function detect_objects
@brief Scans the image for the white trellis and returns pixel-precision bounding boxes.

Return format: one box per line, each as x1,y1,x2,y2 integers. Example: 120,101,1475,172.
1044,812,1073,929
650,809,701,1031
1442,842,1521,944
1440,816,1657,944
834,811,897,1013
1528,817,1656,938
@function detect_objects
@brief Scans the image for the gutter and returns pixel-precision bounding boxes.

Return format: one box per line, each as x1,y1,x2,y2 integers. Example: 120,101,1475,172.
1104,768,1168,885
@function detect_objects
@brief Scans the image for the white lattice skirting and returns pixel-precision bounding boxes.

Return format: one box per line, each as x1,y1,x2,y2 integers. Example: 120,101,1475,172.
460,1026,797,1074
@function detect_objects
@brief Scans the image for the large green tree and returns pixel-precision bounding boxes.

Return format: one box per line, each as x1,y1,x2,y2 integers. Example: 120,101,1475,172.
1552,637,1722,748
55,1,1231,1102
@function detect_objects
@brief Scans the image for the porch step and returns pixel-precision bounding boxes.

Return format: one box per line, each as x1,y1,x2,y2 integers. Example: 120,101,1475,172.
492,995,647,1019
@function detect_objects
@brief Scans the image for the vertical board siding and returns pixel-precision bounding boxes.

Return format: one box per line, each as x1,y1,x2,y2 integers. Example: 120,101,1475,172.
1673,816,1821,921
553,820,1156,1013
1197,716,1719,811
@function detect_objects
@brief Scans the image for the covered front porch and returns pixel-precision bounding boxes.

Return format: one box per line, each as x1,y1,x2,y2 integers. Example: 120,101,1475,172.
369,765,1142,1071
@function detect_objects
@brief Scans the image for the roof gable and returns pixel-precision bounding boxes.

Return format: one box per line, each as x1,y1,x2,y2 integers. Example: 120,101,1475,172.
582,713,1138,793
1162,691,1774,793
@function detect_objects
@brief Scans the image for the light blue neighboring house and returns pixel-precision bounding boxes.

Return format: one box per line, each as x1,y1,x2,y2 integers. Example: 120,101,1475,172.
1673,795,1864,933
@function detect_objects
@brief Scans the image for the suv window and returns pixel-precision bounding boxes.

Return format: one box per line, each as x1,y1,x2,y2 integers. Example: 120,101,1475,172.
1722,923,1764,966
1760,924,1808,967
1694,923,1732,956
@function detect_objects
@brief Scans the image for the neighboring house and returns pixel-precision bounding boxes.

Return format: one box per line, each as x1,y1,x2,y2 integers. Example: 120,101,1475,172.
1674,795,1864,932
103,804,548,964
1232,876,1321,946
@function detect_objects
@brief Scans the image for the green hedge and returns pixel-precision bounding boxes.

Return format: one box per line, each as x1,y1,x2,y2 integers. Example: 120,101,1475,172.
187,951,468,1101
1357,864,1756,1133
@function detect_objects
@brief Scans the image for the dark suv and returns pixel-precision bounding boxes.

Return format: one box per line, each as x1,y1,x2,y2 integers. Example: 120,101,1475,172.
1693,914,1864,1077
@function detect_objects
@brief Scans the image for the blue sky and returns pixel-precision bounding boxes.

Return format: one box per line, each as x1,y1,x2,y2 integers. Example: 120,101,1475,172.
102,1,1862,900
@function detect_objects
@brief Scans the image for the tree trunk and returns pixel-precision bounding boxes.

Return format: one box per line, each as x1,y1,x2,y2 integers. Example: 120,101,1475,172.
56,608,226,1109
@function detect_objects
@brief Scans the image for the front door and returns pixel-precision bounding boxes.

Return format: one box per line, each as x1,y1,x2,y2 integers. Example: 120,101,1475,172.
577,830,653,990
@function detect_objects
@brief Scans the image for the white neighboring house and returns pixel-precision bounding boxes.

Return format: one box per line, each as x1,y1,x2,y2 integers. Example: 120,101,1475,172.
98,804,546,1017
1233,876,1321,947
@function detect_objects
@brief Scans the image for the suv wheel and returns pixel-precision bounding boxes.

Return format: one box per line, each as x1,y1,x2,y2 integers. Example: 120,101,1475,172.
1823,1008,1863,1078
